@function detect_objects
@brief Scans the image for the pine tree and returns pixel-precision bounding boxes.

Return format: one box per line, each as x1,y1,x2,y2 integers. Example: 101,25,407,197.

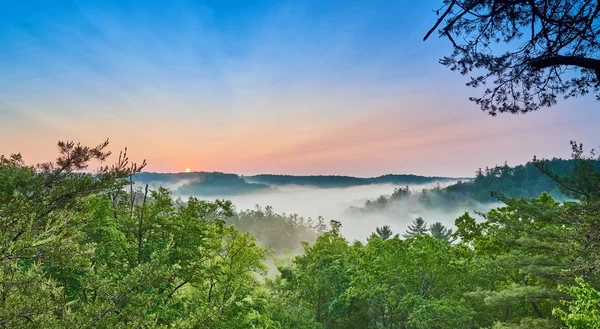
429,222,455,244
375,225,394,240
403,217,428,238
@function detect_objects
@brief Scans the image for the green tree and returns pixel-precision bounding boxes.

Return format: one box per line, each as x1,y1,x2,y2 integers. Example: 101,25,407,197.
346,234,479,328
0,140,144,327
293,221,352,327
429,222,455,244
454,192,600,328
407,298,476,329
375,225,394,240
0,141,278,328
227,205,319,252
404,217,429,238
553,277,600,328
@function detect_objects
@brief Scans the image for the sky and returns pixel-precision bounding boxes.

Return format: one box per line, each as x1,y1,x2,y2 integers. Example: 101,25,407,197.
0,0,598,177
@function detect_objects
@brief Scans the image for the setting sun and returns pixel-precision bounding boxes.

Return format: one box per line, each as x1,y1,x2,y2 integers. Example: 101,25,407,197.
185,168,191,173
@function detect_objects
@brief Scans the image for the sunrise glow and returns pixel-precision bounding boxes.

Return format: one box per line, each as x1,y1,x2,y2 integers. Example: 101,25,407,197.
0,1,597,177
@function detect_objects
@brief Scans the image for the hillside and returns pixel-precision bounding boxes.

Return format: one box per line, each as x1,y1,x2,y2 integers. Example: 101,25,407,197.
354,157,600,212
133,172,460,196
246,174,460,188
134,172,271,196
443,157,600,202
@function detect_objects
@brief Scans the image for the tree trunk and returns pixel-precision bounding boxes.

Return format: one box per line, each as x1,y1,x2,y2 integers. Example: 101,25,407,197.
137,184,148,265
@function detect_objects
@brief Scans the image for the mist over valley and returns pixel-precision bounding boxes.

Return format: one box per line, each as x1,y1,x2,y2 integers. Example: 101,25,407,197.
132,161,576,242
4,1,600,327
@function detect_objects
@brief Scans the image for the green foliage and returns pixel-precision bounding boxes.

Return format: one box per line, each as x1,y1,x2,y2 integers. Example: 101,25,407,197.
553,278,600,328
4,140,600,329
226,205,322,252
453,188,600,328
429,222,455,244
269,221,481,328
0,141,275,328
0,140,143,327
407,298,476,329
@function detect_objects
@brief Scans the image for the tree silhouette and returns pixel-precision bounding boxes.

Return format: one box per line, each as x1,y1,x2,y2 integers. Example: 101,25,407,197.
429,222,456,244
425,0,600,115
404,217,429,238
375,225,394,240
391,186,411,200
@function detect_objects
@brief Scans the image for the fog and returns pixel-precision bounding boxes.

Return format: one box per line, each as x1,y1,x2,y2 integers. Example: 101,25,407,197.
138,179,194,191
174,181,500,242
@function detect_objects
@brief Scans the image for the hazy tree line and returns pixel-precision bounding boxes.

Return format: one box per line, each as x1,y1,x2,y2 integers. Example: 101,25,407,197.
245,174,457,188
132,172,459,197
226,205,324,252
354,158,599,213
176,173,270,196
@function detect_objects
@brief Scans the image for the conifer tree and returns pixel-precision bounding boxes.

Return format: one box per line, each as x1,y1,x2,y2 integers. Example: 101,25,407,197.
403,217,428,238
429,222,455,244
375,225,394,240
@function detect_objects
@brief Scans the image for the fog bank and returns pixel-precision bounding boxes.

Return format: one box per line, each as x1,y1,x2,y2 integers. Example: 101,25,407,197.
176,181,498,242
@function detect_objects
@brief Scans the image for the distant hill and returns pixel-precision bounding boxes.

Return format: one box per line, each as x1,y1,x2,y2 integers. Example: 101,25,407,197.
177,173,270,196
133,172,461,196
134,172,271,196
134,172,214,185
353,157,600,213
246,174,460,188
441,157,600,202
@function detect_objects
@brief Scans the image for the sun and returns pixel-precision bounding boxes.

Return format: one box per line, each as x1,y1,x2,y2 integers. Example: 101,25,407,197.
185,168,191,173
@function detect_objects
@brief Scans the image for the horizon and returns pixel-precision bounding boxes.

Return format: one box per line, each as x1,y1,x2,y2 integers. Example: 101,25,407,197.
2,0,599,177
137,170,474,179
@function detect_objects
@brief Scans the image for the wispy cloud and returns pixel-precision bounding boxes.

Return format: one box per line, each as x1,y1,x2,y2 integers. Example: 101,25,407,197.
0,0,597,175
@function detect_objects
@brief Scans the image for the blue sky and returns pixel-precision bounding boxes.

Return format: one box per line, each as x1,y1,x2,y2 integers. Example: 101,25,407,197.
0,0,598,176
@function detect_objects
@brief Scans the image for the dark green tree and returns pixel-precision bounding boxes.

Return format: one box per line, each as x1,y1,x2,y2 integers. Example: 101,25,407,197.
391,185,411,200
429,222,455,244
375,225,394,240
425,0,600,115
404,217,429,238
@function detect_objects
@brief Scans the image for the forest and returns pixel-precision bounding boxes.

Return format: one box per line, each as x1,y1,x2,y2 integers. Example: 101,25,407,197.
1,138,599,328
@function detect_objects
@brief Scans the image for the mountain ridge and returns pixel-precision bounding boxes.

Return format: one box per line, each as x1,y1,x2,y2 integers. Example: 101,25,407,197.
133,171,466,196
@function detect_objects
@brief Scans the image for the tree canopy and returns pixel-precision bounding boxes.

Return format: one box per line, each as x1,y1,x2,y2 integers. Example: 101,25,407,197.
425,0,600,115
2,140,600,327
